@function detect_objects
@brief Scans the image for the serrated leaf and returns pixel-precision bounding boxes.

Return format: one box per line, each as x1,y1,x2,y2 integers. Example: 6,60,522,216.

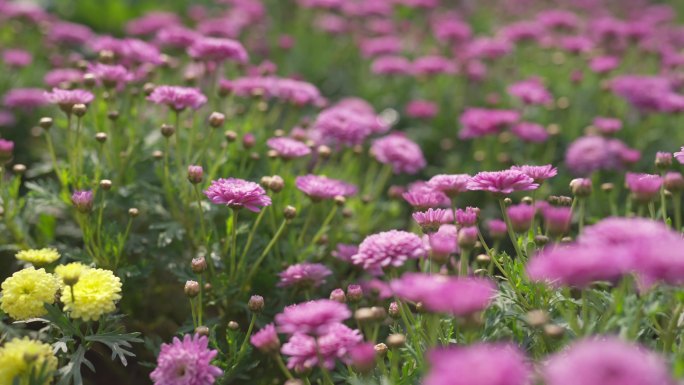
85,331,142,366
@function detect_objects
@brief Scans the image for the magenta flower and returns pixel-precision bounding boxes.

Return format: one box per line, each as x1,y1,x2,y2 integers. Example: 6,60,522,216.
2,49,32,68
188,37,248,64
275,299,351,335
459,108,520,139
371,133,426,175
148,86,207,112
455,207,479,228
542,338,674,385
44,88,94,113
3,88,47,109
508,78,553,106
541,206,572,237
295,174,357,201
48,21,93,45
312,100,387,146
332,243,358,263
510,165,557,183
0,139,14,161
467,170,538,195
126,11,180,36
150,334,222,385
427,225,458,257
352,230,426,274
412,55,457,76
406,100,438,119
625,173,663,203
89,63,133,88
278,263,332,288
44,68,83,88
71,190,94,213
593,117,622,135
589,56,620,74
371,55,413,75
250,324,280,354
266,137,311,159
204,178,271,212
487,219,507,239
425,344,531,385
155,26,200,49
565,136,639,176
413,208,451,233
225,76,324,106
281,323,362,372
427,174,471,197
675,146,684,164
510,122,549,143
507,204,535,233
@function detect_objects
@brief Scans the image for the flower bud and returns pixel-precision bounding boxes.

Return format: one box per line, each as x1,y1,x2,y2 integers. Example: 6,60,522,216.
143,83,156,95
82,74,96,88
12,164,26,175
570,178,592,197
195,326,210,337
208,112,225,128
228,321,239,330
248,295,264,313
128,208,139,217
184,280,200,298
284,205,297,220
99,179,112,191
161,123,175,137
354,308,375,323
243,133,256,149
329,288,346,303
476,253,490,264
62,270,80,287
601,182,614,193
386,334,406,349
107,110,119,121
95,132,108,143
39,117,53,130
374,343,388,356
152,150,164,160
371,306,387,321
543,324,565,338
656,152,673,170
268,175,284,192
72,103,87,117
350,343,376,374
534,235,549,246
665,172,684,193
457,227,478,250
317,145,331,159
71,190,94,213
225,130,237,142
525,310,549,327
347,284,363,303
187,165,204,184
191,257,207,273
388,302,400,319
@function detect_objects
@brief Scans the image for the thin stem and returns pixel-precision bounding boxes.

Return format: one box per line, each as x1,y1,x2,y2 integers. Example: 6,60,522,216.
297,205,315,245
274,354,294,380
660,183,668,225
230,209,239,277
675,193,682,231
499,199,523,260
306,204,338,251
236,313,257,362
193,185,208,245
198,275,203,326
459,249,470,277
578,198,585,234
240,209,266,262
244,219,288,287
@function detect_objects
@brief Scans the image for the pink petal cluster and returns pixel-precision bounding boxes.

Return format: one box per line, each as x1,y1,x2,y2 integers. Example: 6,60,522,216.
222,76,324,106
371,133,427,175
295,174,357,201
147,86,207,111
510,164,558,182
312,99,387,146
150,334,223,385
275,299,351,335
204,178,272,212
188,37,248,63
281,323,362,372
467,170,539,195
278,263,332,288
352,230,426,274
507,78,553,105
266,137,312,159
427,174,471,197
459,108,520,139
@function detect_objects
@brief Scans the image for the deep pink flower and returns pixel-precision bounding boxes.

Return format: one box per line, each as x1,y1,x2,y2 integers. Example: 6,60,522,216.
44,88,94,113
48,22,92,45
313,100,387,146
150,334,222,385
537,9,579,30
625,173,663,203
2,49,31,67
3,88,47,109
428,174,471,197
487,219,507,239
510,164,558,183
295,174,357,201
425,344,531,385
406,100,439,119
250,324,281,354
275,300,351,335
541,206,572,237
89,63,133,88
44,68,83,88
508,78,553,105
507,204,535,233
402,183,451,210
332,243,358,263
148,86,207,111
459,108,520,139
558,36,593,54
0,139,14,160
432,14,471,44
427,224,458,257
371,55,413,75
589,56,620,74
412,55,457,76
498,21,543,43
413,208,451,233
565,136,638,176
593,117,622,135
71,190,94,213
360,36,402,58
465,38,513,60
281,323,362,372
155,26,201,49
126,11,180,36
278,263,332,288
188,37,248,64
352,230,426,274
542,338,674,385
467,170,539,195
204,178,271,212
510,122,549,143
267,137,311,159
675,146,684,164
455,207,479,228
371,133,426,175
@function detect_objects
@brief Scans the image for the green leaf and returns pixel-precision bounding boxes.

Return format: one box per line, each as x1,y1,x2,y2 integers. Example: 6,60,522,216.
85,331,142,366
57,345,94,385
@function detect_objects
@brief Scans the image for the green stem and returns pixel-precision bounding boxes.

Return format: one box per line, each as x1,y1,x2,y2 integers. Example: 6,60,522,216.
306,204,338,251
198,275,203,326
244,219,288,287
274,354,294,380
193,185,208,245
499,199,523,260
235,313,257,363
230,209,239,277
675,193,682,232
459,249,470,277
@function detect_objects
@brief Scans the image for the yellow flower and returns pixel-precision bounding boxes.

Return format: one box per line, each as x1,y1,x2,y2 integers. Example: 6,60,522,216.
54,262,88,286
0,337,58,385
15,248,60,266
0,268,59,320
61,268,122,321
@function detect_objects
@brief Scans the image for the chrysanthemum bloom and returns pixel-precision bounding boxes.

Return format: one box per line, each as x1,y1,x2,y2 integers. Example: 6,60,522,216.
412,55,457,76
455,207,479,228
281,323,362,372
507,204,535,233
413,208,451,233
349,342,376,373
674,147,684,164
43,68,83,88
424,343,531,385
0,267,59,320
251,324,281,354
266,137,311,159
54,262,88,286
60,267,122,321
467,170,539,195
589,55,620,74
275,299,351,335
71,190,94,213
188,37,248,64
0,337,58,385
125,11,180,36
150,334,223,385
541,206,572,237
427,174,471,197
655,152,673,169
278,263,332,288
204,178,272,212
371,55,413,75
44,88,94,114
625,173,663,203
352,230,426,274
48,21,93,45
542,338,674,385
2,49,32,68
295,174,357,201
402,183,451,210
89,63,133,89
148,86,207,112
15,248,60,266
510,164,557,183
406,100,438,119
371,133,427,175
565,136,639,176
510,122,549,143
312,99,387,146
155,25,200,49
664,172,684,192
0,139,14,162
458,108,520,139
487,219,508,240
332,243,358,263
508,78,553,106
427,224,459,259
3,88,48,109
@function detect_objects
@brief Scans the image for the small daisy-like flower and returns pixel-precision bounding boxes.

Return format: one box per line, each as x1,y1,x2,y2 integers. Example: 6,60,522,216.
147,85,207,112
510,164,558,183
0,337,58,385
371,133,426,175
626,173,663,203
15,248,60,266
150,334,223,385
44,88,94,114
267,137,311,159
188,37,248,64
278,263,332,288
0,267,60,320
467,170,539,195
455,207,479,227
295,174,357,201
275,299,351,336
427,174,471,197
54,262,89,285
351,230,426,274
60,267,122,321
204,178,272,212
413,208,451,233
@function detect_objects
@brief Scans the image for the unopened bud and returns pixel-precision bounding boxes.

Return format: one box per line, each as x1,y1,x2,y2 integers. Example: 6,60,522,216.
374,343,388,356
39,117,53,130
386,334,406,349
284,205,297,220
187,165,204,184
195,326,210,336
228,321,239,330
243,133,256,149
12,164,26,175
268,175,284,192
72,104,87,117
95,132,108,143
248,295,264,313
570,178,592,197
128,208,139,217
191,257,207,273
354,307,375,323
161,124,175,137
184,280,200,298
334,195,346,206
208,112,225,128
99,179,112,191
107,110,119,121
347,284,363,303
388,302,400,319
330,288,346,303
525,310,549,327
225,130,237,142
543,324,565,338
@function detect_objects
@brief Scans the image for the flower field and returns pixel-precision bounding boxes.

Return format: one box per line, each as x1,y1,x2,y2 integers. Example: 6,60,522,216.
3,0,684,384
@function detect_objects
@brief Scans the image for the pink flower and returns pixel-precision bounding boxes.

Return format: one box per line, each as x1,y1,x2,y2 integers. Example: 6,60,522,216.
413,208,451,233
412,55,457,76
250,324,281,354
455,207,479,228
150,334,223,385
278,263,332,288
275,299,351,335
371,133,426,175
188,37,248,64
360,36,402,58
459,108,520,139
126,11,180,36
267,137,311,159
507,204,535,233
332,243,358,263
148,86,207,111
204,178,271,212
675,146,684,164
44,88,94,113
508,78,553,105
2,49,31,68
402,183,451,210
425,344,531,385
155,26,200,49
313,100,387,146
406,100,439,119
467,170,539,195
625,173,663,203
3,88,47,109
281,323,362,372
428,174,471,197
593,117,622,135
565,136,638,176
589,56,620,74
44,68,83,88
89,63,133,89
542,338,674,385
371,55,413,75
352,230,426,274
427,224,459,257
510,122,549,143
48,21,93,45
487,219,507,239
540,206,572,237
510,164,558,183
295,174,357,201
